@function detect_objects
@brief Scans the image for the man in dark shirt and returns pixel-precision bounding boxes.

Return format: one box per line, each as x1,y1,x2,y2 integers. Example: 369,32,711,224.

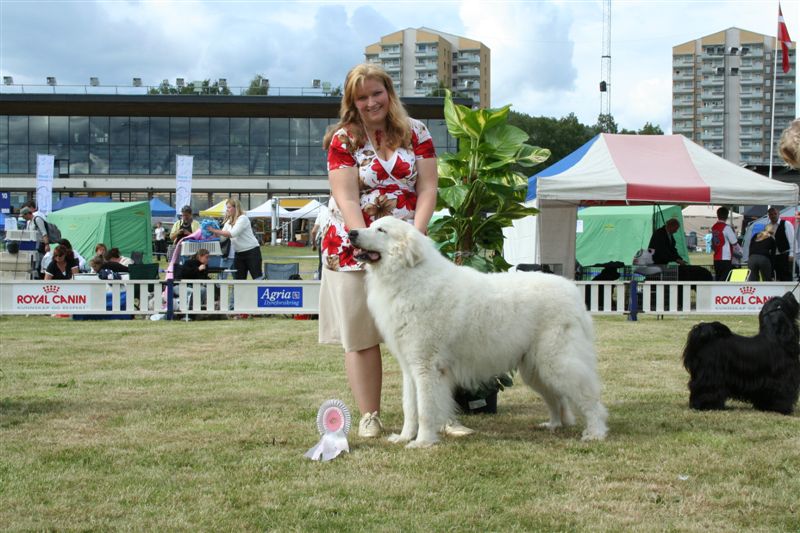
648,218,687,266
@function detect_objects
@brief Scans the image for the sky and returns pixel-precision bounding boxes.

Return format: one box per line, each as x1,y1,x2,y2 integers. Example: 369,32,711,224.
0,0,798,133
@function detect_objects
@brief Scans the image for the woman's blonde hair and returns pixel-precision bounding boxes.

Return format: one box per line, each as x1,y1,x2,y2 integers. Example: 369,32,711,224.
323,63,411,151
756,224,775,242
224,198,245,226
779,118,800,169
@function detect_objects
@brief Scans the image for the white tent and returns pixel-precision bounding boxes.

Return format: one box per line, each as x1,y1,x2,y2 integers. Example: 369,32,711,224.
681,205,743,237
284,199,322,220
503,134,799,279
246,199,293,218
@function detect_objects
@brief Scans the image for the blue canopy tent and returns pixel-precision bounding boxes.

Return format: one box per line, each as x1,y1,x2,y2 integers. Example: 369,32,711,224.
52,196,111,211
149,198,176,218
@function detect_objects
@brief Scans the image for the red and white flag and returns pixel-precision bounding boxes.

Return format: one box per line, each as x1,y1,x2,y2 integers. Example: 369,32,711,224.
778,3,793,73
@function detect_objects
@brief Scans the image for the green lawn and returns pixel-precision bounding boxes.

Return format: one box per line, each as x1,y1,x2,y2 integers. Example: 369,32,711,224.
1,314,798,531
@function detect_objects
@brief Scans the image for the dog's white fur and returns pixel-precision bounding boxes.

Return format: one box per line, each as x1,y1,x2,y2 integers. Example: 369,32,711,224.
349,216,608,448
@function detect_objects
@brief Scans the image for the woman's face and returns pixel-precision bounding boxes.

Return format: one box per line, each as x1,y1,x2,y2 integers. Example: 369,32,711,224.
198,253,209,265
54,251,66,263
226,203,235,216
354,78,389,129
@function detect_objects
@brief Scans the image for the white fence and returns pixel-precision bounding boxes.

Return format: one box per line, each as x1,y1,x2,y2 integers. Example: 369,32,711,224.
1,279,797,317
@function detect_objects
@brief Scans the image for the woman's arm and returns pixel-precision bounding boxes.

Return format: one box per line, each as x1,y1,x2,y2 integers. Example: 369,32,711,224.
329,167,365,230
413,158,438,235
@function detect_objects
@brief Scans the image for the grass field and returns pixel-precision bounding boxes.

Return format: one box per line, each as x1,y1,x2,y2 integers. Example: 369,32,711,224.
1,314,798,531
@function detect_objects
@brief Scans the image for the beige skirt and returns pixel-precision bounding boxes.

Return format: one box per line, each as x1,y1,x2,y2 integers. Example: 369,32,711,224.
318,268,382,352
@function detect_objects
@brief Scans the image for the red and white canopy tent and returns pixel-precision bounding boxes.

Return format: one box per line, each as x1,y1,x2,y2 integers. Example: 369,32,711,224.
503,134,799,279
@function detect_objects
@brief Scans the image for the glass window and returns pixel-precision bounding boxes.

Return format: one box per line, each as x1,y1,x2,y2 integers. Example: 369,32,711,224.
131,146,149,174
29,116,48,144
290,118,309,145
70,116,89,144
131,117,149,145
0,145,7,173
9,116,28,144
69,145,89,174
309,148,327,175
110,145,130,174
250,118,268,146
29,145,48,173
191,145,209,175
190,117,209,146
170,145,189,174
230,118,249,145
8,145,28,173
109,117,130,145
0,115,8,144
271,118,289,145
90,116,109,144
309,118,328,147
49,144,69,160
250,146,269,175
170,117,189,145
90,145,110,174
150,117,169,145
230,146,249,175
210,118,229,145
290,146,309,175
270,146,289,175
210,146,229,174
150,145,170,174
48,117,69,145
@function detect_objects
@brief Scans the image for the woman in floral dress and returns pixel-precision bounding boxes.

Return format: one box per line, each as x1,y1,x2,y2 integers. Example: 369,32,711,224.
319,63,438,438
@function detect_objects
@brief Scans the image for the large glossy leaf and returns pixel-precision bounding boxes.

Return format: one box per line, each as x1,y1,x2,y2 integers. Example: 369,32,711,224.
515,144,551,167
438,184,469,211
443,91,470,139
483,124,529,159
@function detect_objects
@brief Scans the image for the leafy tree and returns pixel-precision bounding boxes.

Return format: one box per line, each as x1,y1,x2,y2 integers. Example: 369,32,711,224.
244,75,269,96
638,122,664,135
507,111,595,174
427,82,470,100
594,113,619,134
148,79,231,96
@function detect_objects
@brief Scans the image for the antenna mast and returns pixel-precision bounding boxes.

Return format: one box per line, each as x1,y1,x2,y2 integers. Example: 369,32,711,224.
600,0,611,116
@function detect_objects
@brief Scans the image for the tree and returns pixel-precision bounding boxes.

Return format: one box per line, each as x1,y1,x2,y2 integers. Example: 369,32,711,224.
244,74,270,96
507,111,595,174
147,79,231,96
638,122,664,135
594,113,619,134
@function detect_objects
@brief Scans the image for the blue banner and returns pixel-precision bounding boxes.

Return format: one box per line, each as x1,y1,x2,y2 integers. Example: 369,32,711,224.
257,286,303,308
0,191,10,213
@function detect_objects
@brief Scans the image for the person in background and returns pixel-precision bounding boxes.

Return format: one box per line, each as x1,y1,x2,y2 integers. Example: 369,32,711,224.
767,206,794,281
170,205,199,243
181,249,211,280
41,238,87,275
648,218,687,266
207,198,262,280
747,224,776,282
88,255,104,274
94,243,107,259
154,221,167,260
19,206,49,277
99,247,129,274
44,244,78,280
711,207,738,282
318,63,439,438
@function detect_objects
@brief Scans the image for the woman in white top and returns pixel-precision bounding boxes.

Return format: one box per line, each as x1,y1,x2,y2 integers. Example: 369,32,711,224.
208,198,262,279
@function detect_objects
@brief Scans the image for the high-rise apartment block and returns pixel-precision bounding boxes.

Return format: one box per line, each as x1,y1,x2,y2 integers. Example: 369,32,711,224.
672,28,796,167
365,27,490,108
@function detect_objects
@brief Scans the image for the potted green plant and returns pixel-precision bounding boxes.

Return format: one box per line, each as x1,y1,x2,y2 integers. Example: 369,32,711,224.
429,91,550,413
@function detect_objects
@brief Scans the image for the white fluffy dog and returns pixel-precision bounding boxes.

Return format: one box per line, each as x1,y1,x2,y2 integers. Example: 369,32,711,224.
348,216,608,448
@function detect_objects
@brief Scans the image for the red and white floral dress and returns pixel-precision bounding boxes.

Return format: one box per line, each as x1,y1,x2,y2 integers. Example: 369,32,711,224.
322,118,436,272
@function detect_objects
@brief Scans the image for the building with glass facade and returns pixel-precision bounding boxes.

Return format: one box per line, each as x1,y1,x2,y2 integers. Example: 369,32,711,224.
0,93,458,211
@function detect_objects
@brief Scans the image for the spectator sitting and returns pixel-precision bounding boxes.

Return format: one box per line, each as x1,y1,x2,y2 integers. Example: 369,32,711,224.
94,243,107,259
57,239,87,272
100,248,129,273
648,218,686,266
181,249,211,280
88,256,105,274
44,245,79,280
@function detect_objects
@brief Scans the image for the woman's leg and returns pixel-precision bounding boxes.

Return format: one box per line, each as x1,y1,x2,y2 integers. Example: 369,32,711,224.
345,344,382,414
248,247,263,279
233,254,247,280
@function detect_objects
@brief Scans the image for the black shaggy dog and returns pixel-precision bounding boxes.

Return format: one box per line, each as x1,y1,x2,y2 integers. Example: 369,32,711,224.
682,291,800,414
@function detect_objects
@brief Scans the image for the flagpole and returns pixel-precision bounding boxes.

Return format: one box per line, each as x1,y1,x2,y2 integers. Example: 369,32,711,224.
769,30,779,179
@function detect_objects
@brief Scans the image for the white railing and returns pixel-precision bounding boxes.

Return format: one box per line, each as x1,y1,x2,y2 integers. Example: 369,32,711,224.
2,280,797,317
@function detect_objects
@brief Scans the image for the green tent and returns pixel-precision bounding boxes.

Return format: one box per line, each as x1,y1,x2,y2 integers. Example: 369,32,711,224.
48,201,153,263
576,205,688,266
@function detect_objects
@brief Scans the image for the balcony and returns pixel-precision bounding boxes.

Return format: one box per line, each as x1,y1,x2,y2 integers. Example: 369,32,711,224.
700,77,723,87
457,68,481,77
739,61,764,71
673,56,694,67
701,91,724,100
740,144,763,153
415,48,438,58
739,103,764,112
415,61,438,71
700,131,724,141
740,129,763,140
740,76,764,85
379,50,401,59
701,117,724,126
672,111,694,120
457,54,480,64
673,84,693,94
384,63,401,72
673,71,693,80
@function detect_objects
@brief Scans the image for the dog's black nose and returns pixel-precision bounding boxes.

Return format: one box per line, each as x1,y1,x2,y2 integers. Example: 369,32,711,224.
348,229,359,241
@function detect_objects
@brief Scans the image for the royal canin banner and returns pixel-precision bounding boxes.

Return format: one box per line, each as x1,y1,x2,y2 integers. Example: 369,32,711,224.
710,285,788,313
13,284,91,312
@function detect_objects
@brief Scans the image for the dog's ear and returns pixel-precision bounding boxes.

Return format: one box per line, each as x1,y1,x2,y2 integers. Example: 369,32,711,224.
762,306,799,345
392,231,424,268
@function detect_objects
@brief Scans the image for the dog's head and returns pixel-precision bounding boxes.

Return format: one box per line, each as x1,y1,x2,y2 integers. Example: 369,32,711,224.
348,216,425,270
759,291,800,345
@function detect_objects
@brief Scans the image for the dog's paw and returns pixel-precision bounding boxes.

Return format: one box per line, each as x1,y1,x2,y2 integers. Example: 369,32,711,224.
537,421,562,431
580,429,607,441
387,433,412,444
405,438,438,449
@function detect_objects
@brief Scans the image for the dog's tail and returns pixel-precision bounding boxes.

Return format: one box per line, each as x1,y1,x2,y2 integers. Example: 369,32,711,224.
682,321,731,371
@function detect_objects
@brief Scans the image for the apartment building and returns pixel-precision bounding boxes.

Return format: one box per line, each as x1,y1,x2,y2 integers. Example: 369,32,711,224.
365,27,490,108
672,28,796,167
